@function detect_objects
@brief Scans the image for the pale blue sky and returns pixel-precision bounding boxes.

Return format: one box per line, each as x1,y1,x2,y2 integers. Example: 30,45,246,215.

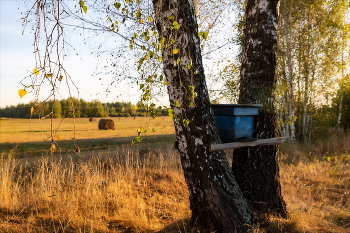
0,0,236,109
0,0,144,108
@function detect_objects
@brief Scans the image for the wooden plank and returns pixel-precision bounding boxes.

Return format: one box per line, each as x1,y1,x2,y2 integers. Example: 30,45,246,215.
209,137,284,151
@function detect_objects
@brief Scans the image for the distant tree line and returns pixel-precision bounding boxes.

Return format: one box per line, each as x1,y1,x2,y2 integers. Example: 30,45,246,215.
0,98,167,118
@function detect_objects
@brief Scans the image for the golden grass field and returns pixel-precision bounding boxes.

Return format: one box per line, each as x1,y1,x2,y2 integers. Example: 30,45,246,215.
0,117,176,154
0,118,350,232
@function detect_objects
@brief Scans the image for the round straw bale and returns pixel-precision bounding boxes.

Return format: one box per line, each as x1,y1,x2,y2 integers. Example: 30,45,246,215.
98,119,115,130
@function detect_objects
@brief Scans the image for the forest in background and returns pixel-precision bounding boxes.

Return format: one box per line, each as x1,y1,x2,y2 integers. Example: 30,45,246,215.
0,98,168,119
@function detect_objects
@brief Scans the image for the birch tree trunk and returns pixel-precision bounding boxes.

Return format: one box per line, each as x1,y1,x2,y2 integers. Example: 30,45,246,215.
152,0,252,231
283,0,296,142
337,39,345,132
232,0,288,217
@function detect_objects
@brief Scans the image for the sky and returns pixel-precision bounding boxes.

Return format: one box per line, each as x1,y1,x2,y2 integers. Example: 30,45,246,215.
0,0,145,108
0,0,239,109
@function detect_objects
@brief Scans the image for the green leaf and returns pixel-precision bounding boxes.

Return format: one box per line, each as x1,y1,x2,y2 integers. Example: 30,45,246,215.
174,101,181,107
188,86,195,92
79,0,85,7
147,51,153,58
168,109,176,120
107,16,112,22
188,86,196,98
79,0,87,13
158,37,166,43
176,57,181,65
172,21,180,30
198,31,209,40
114,2,121,9
136,9,141,19
202,31,209,40
182,119,190,127
140,83,144,89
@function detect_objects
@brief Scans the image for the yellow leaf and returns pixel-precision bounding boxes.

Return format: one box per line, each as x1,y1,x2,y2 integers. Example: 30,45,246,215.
139,19,144,24
56,135,61,141
50,143,56,153
33,68,39,75
172,49,179,54
45,73,54,78
18,89,27,98
30,106,34,114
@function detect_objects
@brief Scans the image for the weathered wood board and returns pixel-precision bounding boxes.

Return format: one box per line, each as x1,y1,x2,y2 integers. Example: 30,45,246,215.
209,137,284,151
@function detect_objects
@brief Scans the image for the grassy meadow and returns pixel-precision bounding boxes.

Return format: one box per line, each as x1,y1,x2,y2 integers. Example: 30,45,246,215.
0,117,176,154
0,118,350,232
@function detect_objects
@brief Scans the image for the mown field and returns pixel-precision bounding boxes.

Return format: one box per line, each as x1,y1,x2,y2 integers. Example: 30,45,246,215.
0,117,176,155
0,118,350,232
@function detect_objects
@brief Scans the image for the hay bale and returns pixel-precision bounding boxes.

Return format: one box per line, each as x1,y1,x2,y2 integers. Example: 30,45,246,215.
98,119,115,130
89,117,96,122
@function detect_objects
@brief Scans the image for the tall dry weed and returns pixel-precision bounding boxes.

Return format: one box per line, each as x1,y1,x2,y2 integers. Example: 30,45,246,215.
0,147,190,233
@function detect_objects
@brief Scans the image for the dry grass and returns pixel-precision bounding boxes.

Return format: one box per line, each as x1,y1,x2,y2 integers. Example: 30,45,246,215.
0,117,176,154
0,117,175,143
252,154,350,233
0,147,190,233
1,126,349,232
252,130,350,233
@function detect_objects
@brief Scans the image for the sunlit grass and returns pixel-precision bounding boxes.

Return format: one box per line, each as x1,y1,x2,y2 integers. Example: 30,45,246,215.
0,117,175,143
0,117,175,154
0,146,190,233
1,119,349,232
